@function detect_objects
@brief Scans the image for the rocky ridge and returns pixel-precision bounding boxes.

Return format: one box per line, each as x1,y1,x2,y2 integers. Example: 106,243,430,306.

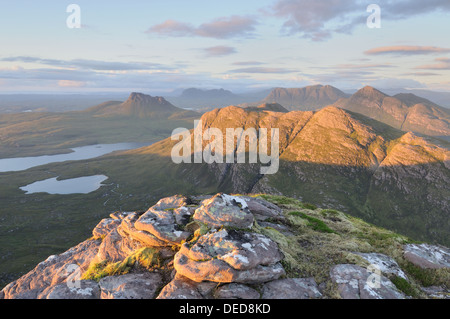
1,193,448,300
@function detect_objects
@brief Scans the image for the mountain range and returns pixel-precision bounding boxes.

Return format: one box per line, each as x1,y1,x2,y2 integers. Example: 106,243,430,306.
48,103,449,246
333,86,450,137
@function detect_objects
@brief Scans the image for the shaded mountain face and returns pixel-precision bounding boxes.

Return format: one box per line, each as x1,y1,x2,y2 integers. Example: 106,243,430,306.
244,103,289,113
86,92,198,119
260,85,349,111
333,86,450,137
117,105,449,245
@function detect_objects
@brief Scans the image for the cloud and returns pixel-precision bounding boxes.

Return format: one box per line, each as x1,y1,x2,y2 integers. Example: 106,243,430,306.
229,67,296,74
415,57,450,70
1,56,173,71
58,80,85,87
146,15,257,39
203,46,237,57
365,46,450,56
269,0,450,41
232,61,265,66
402,72,440,77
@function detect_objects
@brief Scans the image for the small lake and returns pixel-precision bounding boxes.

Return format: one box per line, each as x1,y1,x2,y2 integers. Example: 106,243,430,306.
20,175,109,195
0,142,149,173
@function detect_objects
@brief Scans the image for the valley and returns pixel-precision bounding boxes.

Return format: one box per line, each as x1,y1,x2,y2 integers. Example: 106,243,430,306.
0,86,449,290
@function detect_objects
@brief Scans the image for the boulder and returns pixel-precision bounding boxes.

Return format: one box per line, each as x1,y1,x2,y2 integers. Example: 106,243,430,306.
354,252,408,280
1,239,101,299
193,193,254,229
135,208,191,245
99,273,163,299
174,229,285,283
157,273,216,299
95,228,144,263
330,264,405,299
119,213,169,247
243,196,283,221
92,218,121,239
151,195,190,211
215,283,260,299
262,278,322,299
404,244,450,269
44,280,100,299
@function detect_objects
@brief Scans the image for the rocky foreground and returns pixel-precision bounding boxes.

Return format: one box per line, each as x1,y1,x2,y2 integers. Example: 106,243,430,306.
1,193,449,299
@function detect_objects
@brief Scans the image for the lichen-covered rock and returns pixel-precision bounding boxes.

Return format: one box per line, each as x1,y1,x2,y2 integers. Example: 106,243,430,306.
119,213,169,247
194,193,254,229
152,195,190,211
92,218,121,239
95,228,144,263
262,278,322,299
174,229,285,283
99,273,163,299
404,244,450,269
174,206,195,226
43,280,100,299
354,252,408,280
1,239,101,299
330,264,405,299
156,274,216,299
215,283,260,299
135,208,191,245
243,196,283,221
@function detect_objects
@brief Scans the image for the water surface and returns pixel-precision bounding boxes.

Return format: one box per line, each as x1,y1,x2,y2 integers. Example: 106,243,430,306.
20,175,109,195
0,142,148,173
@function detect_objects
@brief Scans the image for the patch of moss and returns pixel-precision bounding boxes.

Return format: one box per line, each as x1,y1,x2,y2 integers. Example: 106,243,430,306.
82,248,162,282
302,203,317,210
82,257,135,282
289,211,336,234
402,262,449,288
391,276,420,298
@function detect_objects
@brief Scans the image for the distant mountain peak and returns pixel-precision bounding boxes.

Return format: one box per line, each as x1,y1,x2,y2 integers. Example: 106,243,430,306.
355,86,387,98
125,92,171,106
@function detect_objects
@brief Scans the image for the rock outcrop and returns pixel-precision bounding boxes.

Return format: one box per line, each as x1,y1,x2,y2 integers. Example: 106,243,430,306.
2,193,449,299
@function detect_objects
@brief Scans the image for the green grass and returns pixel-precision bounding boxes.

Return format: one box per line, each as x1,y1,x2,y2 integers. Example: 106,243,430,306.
82,247,162,282
391,276,420,298
289,211,336,234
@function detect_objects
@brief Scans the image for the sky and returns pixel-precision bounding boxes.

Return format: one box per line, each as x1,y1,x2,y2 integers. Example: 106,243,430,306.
0,0,449,94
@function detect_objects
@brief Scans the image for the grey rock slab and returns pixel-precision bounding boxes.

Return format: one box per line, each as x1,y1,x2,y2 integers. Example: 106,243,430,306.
99,272,163,299
262,278,322,299
242,196,283,221
157,274,215,299
119,213,169,247
135,208,191,245
330,264,405,299
404,244,450,269
215,283,260,299
1,239,101,299
151,195,190,211
174,229,285,284
95,228,144,263
354,252,408,280
44,280,100,299
193,193,254,229
92,218,121,239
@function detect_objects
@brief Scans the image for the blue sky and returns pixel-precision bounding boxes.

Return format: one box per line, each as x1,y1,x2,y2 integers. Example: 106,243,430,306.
0,0,449,93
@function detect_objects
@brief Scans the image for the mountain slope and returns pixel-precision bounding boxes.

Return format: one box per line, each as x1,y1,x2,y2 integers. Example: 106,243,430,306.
260,85,349,111
333,87,450,137
86,92,199,119
114,105,449,245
